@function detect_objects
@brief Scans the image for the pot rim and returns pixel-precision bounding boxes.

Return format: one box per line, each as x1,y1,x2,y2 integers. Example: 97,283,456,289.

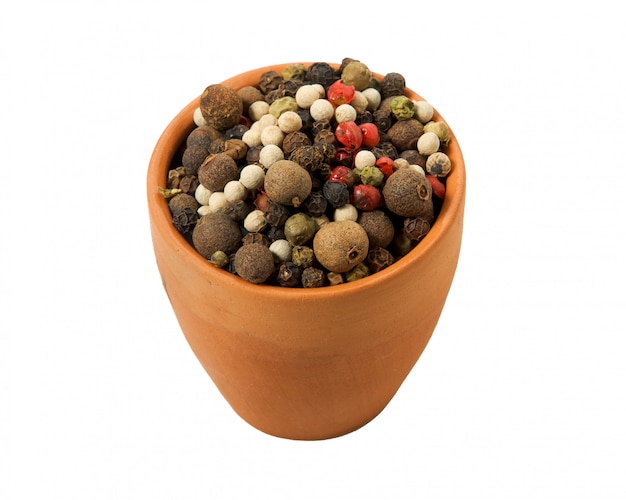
147,62,466,301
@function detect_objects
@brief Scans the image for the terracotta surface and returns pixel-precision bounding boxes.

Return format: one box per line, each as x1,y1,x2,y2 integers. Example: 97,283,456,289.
147,63,466,440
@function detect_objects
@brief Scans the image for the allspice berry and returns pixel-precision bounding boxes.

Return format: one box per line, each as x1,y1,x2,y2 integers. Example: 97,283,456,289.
198,153,239,192
387,118,424,151
382,168,434,219
264,159,312,207
233,243,275,284
313,220,369,273
192,212,242,259
168,193,199,215
200,84,243,131
357,210,395,249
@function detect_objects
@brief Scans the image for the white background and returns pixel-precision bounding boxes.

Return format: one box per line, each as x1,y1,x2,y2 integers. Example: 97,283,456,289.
2,1,625,498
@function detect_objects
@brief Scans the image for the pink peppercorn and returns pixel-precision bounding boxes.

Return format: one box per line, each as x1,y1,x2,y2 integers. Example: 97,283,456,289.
351,184,382,211
335,121,362,149
359,122,380,148
426,174,446,199
327,79,355,106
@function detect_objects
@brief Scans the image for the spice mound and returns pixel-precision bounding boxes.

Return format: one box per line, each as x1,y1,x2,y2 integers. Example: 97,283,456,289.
160,58,453,287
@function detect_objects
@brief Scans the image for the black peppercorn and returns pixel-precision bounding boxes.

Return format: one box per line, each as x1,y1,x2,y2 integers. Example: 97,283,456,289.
276,261,302,287
303,190,328,217
242,232,270,247
282,131,311,156
223,199,252,222
380,72,406,99
403,217,431,242
322,180,349,208
306,62,337,88
301,266,325,288
289,145,324,172
366,247,395,273
258,70,283,94
264,200,290,227
172,207,199,236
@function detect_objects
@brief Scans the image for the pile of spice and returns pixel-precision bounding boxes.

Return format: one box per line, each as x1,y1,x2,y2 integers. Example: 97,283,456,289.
160,58,453,287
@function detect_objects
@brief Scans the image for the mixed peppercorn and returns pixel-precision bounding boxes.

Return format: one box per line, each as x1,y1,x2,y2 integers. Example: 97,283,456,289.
160,58,453,287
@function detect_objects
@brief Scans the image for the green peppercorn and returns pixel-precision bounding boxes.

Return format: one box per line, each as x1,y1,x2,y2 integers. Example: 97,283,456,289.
209,250,229,268
345,262,369,282
389,96,415,121
292,245,314,268
284,213,316,246
269,96,299,118
357,165,384,186
282,63,307,81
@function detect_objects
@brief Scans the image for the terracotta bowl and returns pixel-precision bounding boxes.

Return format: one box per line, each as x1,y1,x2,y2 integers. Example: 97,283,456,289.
147,63,466,440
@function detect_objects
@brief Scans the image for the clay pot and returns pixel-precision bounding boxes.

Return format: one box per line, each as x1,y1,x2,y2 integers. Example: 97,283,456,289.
147,63,466,440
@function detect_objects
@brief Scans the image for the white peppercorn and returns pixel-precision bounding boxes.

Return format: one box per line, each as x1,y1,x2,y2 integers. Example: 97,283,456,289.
193,107,207,127
239,164,265,190
195,183,213,206
242,128,262,148
248,100,270,121
208,191,229,213
425,151,452,177
413,100,434,123
258,144,284,168
335,104,357,123
295,85,320,109
269,239,292,263
334,203,358,222
309,99,335,121
361,88,381,111
197,205,211,217
243,209,267,233
354,150,377,170
277,111,303,133
261,125,285,147
417,131,440,156
350,91,369,114
223,180,248,202
408,164,426,176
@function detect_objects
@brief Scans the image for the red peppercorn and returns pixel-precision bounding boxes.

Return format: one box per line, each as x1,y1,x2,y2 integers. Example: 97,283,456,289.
375,156,394,178
359,122,380,148
351,184,382,211
333,147,355,167
327,79,355,106
328,165,356,187
426,174,446,199
335,121,363,149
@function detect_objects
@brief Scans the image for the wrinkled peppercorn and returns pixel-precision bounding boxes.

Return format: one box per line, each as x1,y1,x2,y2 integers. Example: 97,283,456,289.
282,131,311,156
366,247,395,273
264,200,291,227
303,190,328,217
322,180,350,208
172,207,199,236
404,217,431,242
258,71,283,94
306,62,337,88
277,261,302,287
380,72,406,99
289,145,324,172
301,266,325,288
